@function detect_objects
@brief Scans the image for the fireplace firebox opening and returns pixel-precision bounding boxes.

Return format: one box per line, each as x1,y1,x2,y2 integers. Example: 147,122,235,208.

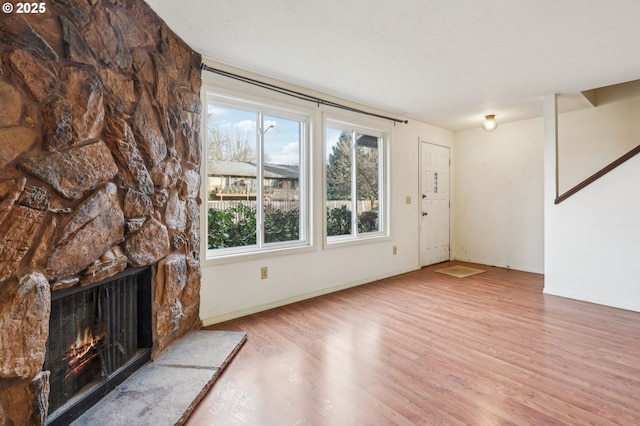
44,267,152,426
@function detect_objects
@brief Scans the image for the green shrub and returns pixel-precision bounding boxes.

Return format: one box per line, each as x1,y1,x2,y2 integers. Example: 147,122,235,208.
358,210,378,233
327,205,351,236
209,204,379,248
208,204,256,249
208,204,300,248
327,206,378,236
265,208,300,243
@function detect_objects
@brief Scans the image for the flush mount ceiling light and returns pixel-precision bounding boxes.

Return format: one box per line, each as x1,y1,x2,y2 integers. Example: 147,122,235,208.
482,114,497,132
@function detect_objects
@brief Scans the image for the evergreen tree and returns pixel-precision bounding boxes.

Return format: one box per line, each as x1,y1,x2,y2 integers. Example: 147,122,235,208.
356,135,379,204
326,132,379,203
326,132,352,200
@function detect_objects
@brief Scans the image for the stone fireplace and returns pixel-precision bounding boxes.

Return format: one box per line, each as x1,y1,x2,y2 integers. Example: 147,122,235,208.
0,0,203,424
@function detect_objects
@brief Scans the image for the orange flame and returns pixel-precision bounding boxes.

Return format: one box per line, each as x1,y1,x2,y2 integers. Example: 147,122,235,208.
63,326,105,378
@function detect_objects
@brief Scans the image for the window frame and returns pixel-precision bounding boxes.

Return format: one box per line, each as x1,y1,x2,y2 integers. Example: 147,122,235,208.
323,115,391,247
201,86,313,263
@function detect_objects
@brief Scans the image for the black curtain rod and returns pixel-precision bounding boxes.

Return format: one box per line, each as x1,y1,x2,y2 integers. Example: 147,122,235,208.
201,64,408,125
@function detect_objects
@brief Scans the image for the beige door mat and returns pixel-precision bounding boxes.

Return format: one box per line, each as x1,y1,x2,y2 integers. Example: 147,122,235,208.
434,265,486,278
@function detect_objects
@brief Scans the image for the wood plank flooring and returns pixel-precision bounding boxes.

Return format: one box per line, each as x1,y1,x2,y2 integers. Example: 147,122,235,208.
186,262,640,425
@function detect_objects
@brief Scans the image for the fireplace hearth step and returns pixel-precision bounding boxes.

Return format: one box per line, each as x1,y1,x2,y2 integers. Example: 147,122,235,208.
69,330,247,426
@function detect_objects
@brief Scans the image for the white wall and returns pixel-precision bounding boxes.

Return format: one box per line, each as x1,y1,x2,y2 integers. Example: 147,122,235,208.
199,66,640,321
453,119,545,273
557,96,640,194
544,95,640,312
199,63,454,324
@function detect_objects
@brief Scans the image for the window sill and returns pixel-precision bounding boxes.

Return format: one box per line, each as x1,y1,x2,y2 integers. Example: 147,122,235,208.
202,243,316,266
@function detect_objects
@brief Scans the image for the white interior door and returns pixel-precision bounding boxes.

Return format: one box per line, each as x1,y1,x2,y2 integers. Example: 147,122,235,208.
420,142,450,266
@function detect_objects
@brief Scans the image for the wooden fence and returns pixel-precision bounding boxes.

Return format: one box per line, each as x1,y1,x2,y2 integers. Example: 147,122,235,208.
207,200,374,213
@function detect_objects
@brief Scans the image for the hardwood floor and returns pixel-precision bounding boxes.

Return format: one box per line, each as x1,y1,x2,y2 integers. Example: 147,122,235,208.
186,262,640,425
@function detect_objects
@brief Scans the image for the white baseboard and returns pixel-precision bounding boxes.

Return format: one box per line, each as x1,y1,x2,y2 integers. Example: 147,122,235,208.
543,288,640,313
201,266,418,327
452,256,543,274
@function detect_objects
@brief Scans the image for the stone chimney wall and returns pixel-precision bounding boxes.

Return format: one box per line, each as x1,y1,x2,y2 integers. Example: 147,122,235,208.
0,0,202,423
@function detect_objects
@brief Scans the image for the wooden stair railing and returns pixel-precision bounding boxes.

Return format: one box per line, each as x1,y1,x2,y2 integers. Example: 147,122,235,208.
555,144,640,204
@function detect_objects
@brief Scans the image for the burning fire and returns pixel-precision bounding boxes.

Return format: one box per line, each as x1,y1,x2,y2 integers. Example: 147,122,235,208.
63,326,105,378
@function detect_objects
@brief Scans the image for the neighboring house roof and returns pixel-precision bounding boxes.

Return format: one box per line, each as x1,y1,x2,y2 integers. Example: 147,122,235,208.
209,160,298,179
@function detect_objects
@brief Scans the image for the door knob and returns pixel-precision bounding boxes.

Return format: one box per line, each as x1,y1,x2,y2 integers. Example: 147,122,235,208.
422,194,427,199
422,212,428,216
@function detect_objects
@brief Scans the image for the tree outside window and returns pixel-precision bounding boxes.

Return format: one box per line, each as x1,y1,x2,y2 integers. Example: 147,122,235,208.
326,124,385,239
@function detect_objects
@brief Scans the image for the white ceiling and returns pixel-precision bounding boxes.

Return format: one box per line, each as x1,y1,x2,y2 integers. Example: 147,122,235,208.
144,0,640,131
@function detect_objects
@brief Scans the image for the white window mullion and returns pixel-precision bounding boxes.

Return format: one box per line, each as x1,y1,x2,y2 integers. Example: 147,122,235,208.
378,135,384,231
298,122,307,241
257,111,265,247
351,130,358,236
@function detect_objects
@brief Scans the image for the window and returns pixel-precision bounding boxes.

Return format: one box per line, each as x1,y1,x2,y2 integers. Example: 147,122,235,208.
325,120,388,242
204,92,309,258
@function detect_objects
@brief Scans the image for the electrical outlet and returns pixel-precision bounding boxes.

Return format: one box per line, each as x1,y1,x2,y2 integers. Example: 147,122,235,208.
261,266,268,280
393,245,397,255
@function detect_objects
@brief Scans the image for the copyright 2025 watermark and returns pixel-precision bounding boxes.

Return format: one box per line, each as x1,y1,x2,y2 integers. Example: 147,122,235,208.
3,2,47,14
